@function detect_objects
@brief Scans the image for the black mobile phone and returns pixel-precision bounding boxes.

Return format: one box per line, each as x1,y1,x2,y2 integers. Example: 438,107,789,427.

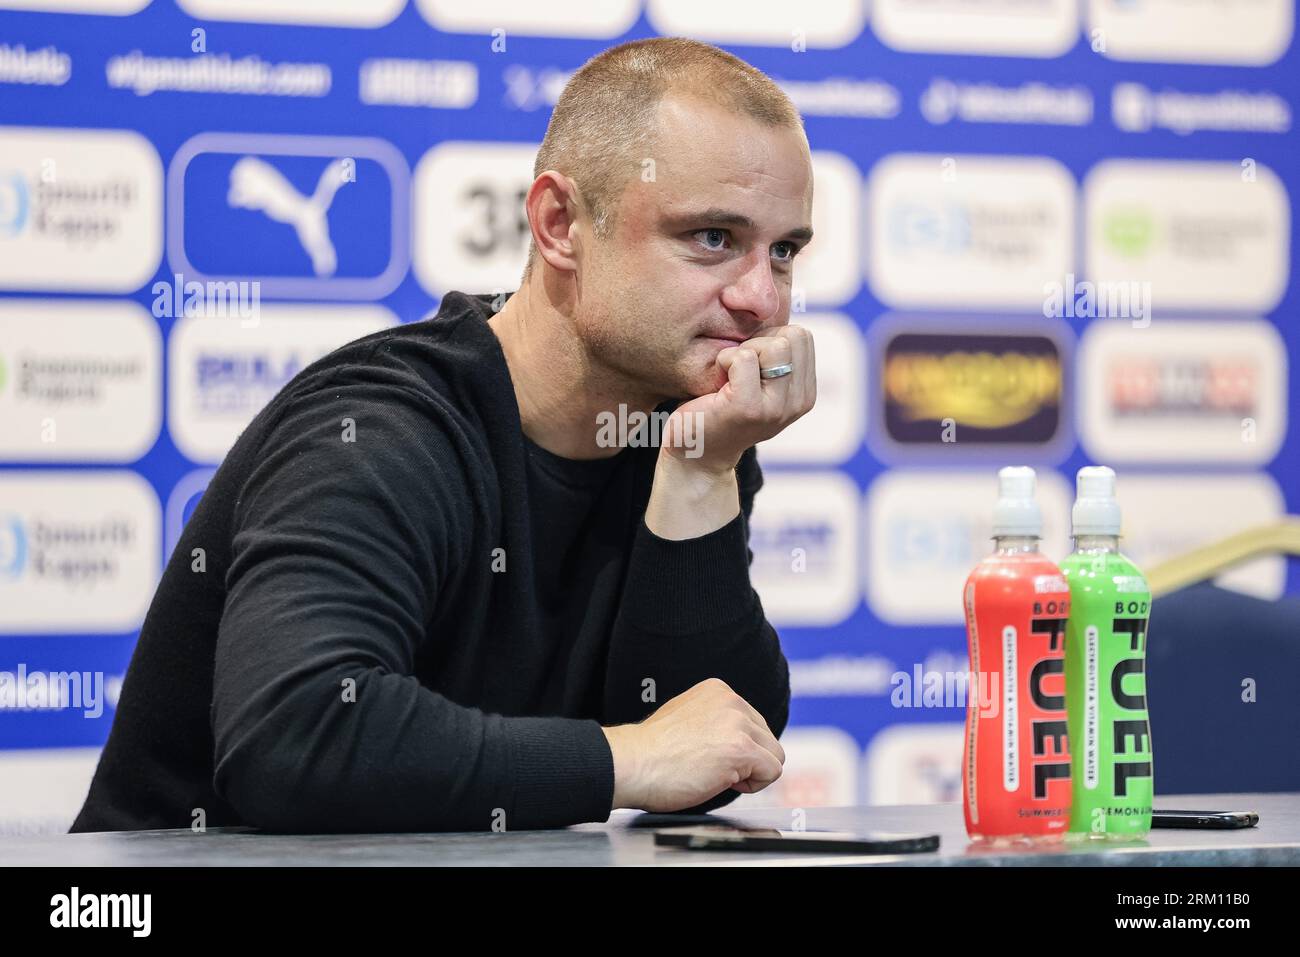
654,827,940,854
1151,809,1259,829
628,813,745,829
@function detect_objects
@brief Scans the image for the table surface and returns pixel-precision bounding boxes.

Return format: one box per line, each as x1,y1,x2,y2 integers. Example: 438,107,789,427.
4,792,1296,866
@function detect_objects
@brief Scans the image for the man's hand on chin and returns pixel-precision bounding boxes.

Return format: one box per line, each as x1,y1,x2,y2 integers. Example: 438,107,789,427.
643,324,816,541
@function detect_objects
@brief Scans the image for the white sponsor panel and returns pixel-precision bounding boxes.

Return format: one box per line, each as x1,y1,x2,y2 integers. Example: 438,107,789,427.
799,151,862,306
863,722,964,804
865,469,1071,625
167,304,397,463
0,300,161,462
731,727,860,809
177,0,406,26
1084,160,1289,315
0,0,149,12
413,142,535,296
0,747,102,836
758,313,865,464
873,0,1078,57
415,0,638,36
0,127,162,292
1116,473,1286,600
1088,0,1294,65
647,0,866,48
866,154,1075,310
0,471,160,633
1079,319,1287,465
749,470,860,627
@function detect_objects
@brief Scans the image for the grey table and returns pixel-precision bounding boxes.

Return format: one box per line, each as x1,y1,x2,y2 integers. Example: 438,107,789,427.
3,792,1295,866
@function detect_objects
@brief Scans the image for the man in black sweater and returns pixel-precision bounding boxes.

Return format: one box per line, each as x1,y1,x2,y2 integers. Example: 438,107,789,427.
71,36,815,833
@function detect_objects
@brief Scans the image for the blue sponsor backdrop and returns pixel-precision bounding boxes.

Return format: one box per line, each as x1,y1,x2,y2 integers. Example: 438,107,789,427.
0,1,1296,821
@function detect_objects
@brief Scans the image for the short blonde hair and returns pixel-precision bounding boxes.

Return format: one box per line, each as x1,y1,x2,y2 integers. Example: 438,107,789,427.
521,36,805,282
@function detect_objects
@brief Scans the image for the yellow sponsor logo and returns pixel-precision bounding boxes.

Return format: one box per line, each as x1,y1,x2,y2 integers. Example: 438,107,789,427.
884,349,1061,429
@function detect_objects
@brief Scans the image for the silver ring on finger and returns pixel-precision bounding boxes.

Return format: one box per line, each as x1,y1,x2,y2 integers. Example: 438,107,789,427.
759,362,794,380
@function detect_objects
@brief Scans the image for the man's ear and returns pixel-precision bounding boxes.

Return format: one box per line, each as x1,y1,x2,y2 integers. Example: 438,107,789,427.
526,171,582,274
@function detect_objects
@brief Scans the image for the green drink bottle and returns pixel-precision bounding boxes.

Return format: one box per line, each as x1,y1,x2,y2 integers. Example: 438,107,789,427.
1061,466,1154,841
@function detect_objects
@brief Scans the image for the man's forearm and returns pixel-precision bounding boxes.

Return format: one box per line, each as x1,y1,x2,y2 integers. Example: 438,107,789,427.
642,451,740,541
602,445,791,813
602,487,790,749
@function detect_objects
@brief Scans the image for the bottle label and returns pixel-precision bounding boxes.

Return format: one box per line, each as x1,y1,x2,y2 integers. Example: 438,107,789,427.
1028,610,1070,801
1084,625,1099,790
1112,600,1153,797
1063,554,1155,835
1002,624,1018,792
963,558,1073,839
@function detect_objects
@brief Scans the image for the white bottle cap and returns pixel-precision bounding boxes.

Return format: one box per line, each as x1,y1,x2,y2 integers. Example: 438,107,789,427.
1072,465,1122,536
992,466,1042,537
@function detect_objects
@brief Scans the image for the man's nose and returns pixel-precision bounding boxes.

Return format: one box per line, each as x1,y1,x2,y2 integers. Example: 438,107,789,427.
722,247,782,326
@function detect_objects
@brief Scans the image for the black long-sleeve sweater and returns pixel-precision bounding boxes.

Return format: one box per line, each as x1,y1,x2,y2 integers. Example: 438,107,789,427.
69,290,790,834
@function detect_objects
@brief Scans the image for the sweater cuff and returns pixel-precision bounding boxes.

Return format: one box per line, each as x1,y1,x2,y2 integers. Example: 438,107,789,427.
504,716,615,829
620,510,759,636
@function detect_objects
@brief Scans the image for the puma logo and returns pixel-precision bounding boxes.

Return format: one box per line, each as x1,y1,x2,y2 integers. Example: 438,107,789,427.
227,156,351,277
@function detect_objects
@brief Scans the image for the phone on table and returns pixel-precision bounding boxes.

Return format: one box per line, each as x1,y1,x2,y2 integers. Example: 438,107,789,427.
653,826,940,855
1151,809,1258,829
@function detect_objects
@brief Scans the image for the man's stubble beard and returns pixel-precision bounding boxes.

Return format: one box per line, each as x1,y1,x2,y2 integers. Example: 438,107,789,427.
576,295,705,407
576,244,717,404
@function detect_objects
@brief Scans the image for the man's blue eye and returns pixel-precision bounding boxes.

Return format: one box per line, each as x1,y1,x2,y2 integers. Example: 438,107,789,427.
697,228,728,250
694,231,798,263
